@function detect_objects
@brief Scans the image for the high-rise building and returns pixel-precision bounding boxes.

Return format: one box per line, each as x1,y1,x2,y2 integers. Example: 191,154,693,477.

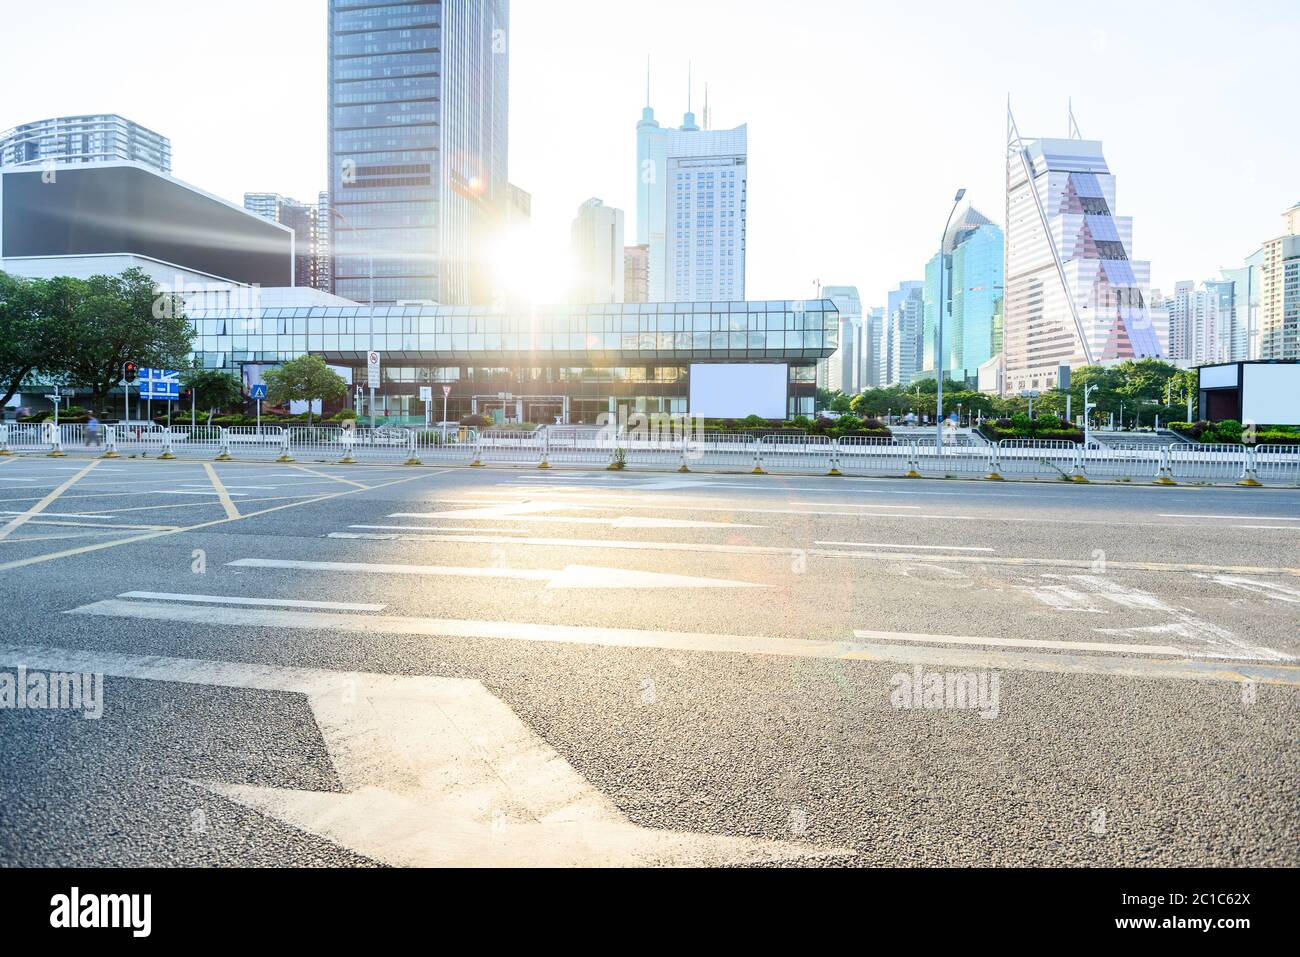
316,191,333,293
821,286,862,393
885,282,926,386
244,193,327,290
862,307,885,389
922,207,1005,384
1004,106,1164,393
624,244,650,303
570,199,625,303
1220,251,1264,361
877,281,924,387
1258,201,1300,360
1165,279,1249,366
328,0,510,304
636,80,746,301
0,114,171,173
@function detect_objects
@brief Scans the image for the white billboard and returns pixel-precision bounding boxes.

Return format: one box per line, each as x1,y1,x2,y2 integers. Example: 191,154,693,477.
689,364,788,419
1242,364,1300,426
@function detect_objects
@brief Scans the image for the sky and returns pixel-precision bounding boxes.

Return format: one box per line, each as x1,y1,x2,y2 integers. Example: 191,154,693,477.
2,0,1297,305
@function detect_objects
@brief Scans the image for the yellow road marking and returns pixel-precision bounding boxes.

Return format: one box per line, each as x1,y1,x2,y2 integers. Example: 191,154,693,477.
202,463,242,520
0,459,100,542
0,469,448,574
292,464,370,490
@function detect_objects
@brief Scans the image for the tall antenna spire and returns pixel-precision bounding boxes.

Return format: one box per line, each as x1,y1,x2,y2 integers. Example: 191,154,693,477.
1068,98,1082,139
687,61,692,113
646,55,651,108
704,82,710,130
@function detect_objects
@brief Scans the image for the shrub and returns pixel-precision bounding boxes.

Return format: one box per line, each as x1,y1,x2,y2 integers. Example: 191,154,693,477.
460,414,491,428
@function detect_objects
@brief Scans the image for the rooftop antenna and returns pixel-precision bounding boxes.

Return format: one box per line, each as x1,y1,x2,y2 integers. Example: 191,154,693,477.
1068,97,1083,139
688,61,692,113
704,82,711,130
646,55,651,108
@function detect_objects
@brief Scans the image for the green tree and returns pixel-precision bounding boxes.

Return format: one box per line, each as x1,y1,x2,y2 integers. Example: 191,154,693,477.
181,360,245,420
52,268,192,412
0,272,47,408
262,355,348,426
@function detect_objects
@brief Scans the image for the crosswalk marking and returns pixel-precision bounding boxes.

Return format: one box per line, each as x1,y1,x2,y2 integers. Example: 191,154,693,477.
227,558,764,590
64,600,1300,685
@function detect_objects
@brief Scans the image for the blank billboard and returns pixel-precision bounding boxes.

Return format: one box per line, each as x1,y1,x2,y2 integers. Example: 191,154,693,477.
689,363,788,419
1242,364,1300,426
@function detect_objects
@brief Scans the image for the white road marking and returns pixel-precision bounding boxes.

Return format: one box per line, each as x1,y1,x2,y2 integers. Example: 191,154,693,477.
853,629,1187,657
817,541,994,553
423,499,928,518
228,558,765,590
62,603,1300,683
323,531,1300,578
0,510,116,520
1205,576,1300,605
1160,514,1300,521
156,490,250,497
380,514,762,529
118,592,388,612
0,642,837,867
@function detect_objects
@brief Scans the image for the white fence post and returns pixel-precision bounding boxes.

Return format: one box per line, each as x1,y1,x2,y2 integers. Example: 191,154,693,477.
46,421,66,458
538,426,551,470
216,428,233,461
752,437,767,475
905,442,921,479
338,425,356,464
159,427,177,460
277,430,295,463
405,428,422,466
102,426,120,459
678,431,691,473
1238,447,1262,487
827,439,842,477
1155,447,1177,486
0,424,10,457
1070,444,1089,483
986,444,1004,481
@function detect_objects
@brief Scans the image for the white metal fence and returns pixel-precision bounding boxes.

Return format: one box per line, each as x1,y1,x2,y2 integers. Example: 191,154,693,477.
2,422,1297,485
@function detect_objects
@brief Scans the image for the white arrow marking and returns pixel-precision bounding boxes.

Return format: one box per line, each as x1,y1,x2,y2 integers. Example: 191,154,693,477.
227,558,765,589
0,644,843,867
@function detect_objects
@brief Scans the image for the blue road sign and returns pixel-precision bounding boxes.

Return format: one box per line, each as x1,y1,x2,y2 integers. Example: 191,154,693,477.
250,384,268,401
139,368,180,400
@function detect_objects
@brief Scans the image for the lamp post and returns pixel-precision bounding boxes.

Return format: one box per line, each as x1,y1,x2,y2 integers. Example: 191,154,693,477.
936,188,966,452
330,205,377,429
1083,383,1099,455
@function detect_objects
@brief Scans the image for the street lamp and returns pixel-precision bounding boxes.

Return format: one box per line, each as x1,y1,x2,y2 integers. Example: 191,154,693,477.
936,188,966,452
330,205,377,429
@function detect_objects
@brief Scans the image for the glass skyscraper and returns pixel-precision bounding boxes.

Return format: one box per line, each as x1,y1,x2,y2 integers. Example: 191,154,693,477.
1004,106,1163,394
328,0,509,305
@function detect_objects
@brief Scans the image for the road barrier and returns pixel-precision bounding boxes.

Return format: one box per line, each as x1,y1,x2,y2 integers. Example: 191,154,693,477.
1169,443,1251,483
3,423,1296,485
1078,444,1162,481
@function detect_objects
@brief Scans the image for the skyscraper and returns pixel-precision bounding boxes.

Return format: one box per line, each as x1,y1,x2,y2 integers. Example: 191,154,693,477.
328,0,509,304
1004,105,1163,394
821,286,862,393
244,193,326,290
636,75,747,301
1258,201,1300,360
1165,279,1248,366
0,115,171,173
923,208,1001,379
884,282,925,386
624,244,650,303
570,199,626,303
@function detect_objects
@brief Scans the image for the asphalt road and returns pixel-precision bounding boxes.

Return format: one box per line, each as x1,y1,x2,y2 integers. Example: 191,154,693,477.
0,453,1296,867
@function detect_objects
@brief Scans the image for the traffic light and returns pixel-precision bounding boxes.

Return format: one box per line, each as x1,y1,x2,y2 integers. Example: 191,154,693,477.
181,389,194,405
123,362,138,384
